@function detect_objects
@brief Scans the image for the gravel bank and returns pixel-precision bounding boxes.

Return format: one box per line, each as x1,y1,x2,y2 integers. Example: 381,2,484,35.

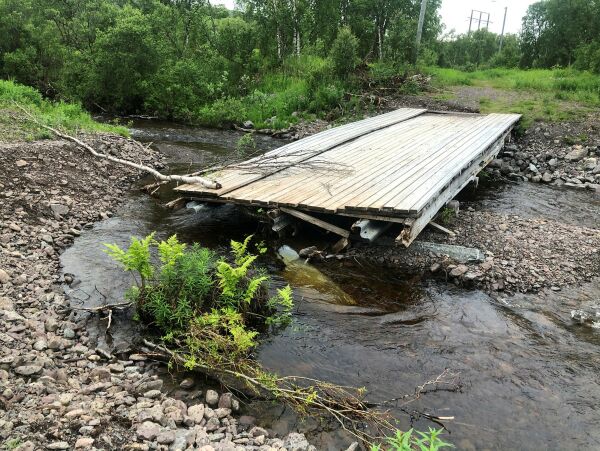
0,137,322,450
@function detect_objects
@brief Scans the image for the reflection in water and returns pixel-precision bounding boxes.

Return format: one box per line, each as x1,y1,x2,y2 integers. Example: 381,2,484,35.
61,121,600,451
277,246,357,305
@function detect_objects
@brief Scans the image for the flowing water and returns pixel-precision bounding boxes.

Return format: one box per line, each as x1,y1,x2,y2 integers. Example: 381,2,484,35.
61,120,600,450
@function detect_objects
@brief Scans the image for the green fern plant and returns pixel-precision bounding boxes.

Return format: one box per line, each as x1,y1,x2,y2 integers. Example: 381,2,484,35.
106,233,294,365
370,428,453,451
104,233,156,287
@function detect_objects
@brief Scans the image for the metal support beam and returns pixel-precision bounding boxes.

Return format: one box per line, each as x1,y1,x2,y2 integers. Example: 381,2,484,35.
351,219,392,243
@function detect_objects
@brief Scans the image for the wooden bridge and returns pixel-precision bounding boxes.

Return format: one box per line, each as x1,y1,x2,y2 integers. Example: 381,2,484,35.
176,108,520,246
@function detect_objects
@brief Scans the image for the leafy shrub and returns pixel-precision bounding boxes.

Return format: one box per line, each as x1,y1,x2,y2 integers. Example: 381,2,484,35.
197,97,247,127
0,79,128,139
105,234,293,358
309,83,344,113
329,26,360,79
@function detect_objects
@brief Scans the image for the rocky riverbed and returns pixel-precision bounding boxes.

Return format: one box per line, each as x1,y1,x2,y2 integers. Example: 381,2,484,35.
0,137,323,450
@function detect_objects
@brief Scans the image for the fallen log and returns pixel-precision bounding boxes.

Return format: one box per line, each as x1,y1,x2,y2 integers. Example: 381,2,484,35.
14,103,221,189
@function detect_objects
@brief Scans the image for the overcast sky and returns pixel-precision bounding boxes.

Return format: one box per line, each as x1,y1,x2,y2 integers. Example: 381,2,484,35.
212,0,538,35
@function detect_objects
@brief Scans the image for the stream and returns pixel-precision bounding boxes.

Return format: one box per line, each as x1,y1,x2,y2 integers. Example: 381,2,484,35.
61,119,600,450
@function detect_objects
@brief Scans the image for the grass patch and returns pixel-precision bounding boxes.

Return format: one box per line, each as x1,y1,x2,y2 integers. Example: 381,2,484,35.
423,67,600,125
0,79,128,142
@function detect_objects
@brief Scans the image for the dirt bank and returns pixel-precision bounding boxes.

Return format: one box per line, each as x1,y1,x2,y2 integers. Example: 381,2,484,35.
0,137,320,450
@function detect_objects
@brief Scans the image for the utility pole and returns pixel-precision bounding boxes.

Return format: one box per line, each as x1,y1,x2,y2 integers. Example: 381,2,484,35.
499,6,508,51
414,0,428,64
468,9,474,33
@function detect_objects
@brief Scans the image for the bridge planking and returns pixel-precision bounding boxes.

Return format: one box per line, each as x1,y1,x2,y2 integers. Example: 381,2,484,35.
176,108,521,246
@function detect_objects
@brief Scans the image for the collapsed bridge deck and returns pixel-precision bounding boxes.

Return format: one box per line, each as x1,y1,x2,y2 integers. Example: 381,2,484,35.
176,108,521,246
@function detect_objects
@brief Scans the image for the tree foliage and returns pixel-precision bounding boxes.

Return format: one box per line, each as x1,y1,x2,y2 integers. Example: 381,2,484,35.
0,0,444,121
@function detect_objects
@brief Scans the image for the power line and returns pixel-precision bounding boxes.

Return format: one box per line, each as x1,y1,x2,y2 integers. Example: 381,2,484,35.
468,9,491,33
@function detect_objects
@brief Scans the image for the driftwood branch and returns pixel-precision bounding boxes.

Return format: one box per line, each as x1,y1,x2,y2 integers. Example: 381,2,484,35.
14,102,221,189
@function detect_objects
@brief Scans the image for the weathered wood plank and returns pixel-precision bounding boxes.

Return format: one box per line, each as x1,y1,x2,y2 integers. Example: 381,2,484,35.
279,207,350,238
175,108,521,246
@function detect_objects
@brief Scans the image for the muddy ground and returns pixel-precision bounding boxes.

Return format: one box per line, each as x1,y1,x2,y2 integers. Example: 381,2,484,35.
0,137,320,450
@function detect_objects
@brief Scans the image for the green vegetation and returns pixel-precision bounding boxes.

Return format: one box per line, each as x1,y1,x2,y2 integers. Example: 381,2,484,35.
426,66,600,126
3,438,23,451
0,79,127,142
370,428,453,451
235,133,257,157
104,234,293,351
0,0,443,129
105,233,450,445
2,0,599,132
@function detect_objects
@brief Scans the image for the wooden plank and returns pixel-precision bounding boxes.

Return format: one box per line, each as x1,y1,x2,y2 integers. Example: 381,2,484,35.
395,114,520,213
258,120,439,209
397,128,511,246
362,114,518,213
311,114,470,212
175,108,426,196
279,207,350,238
226,116,433,206
428,221,456,236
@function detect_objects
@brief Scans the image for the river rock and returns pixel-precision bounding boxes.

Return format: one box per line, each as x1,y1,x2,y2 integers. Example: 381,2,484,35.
205,389,219,406
46,442,69,450
15,159,28,167
179,377,194,389
299,246,318,258
217,393,233,409
565,145,588,161
205,417,220,432
63,327,75,339
157,430,176,444
15,365,43,376
74,438,94,449
283,432,313,451
136,421,161,441
50,203,70,216
542,172,553,183
187,404,205,424
242,120,254,129
583,157,597,171
0,269,10,284
450,264,468,277
214,407,231,419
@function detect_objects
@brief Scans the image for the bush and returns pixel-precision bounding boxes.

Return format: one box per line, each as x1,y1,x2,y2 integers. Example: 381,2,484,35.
236,133,257,157
329,26,360,79
196,97,247,127
105,234,293,359
309,83,344,113
370,428,453,451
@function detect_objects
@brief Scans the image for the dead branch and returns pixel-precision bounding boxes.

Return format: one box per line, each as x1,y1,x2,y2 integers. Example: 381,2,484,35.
141,338,458,444
14,102,221,189
184,148,354,178
69,301,133,312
